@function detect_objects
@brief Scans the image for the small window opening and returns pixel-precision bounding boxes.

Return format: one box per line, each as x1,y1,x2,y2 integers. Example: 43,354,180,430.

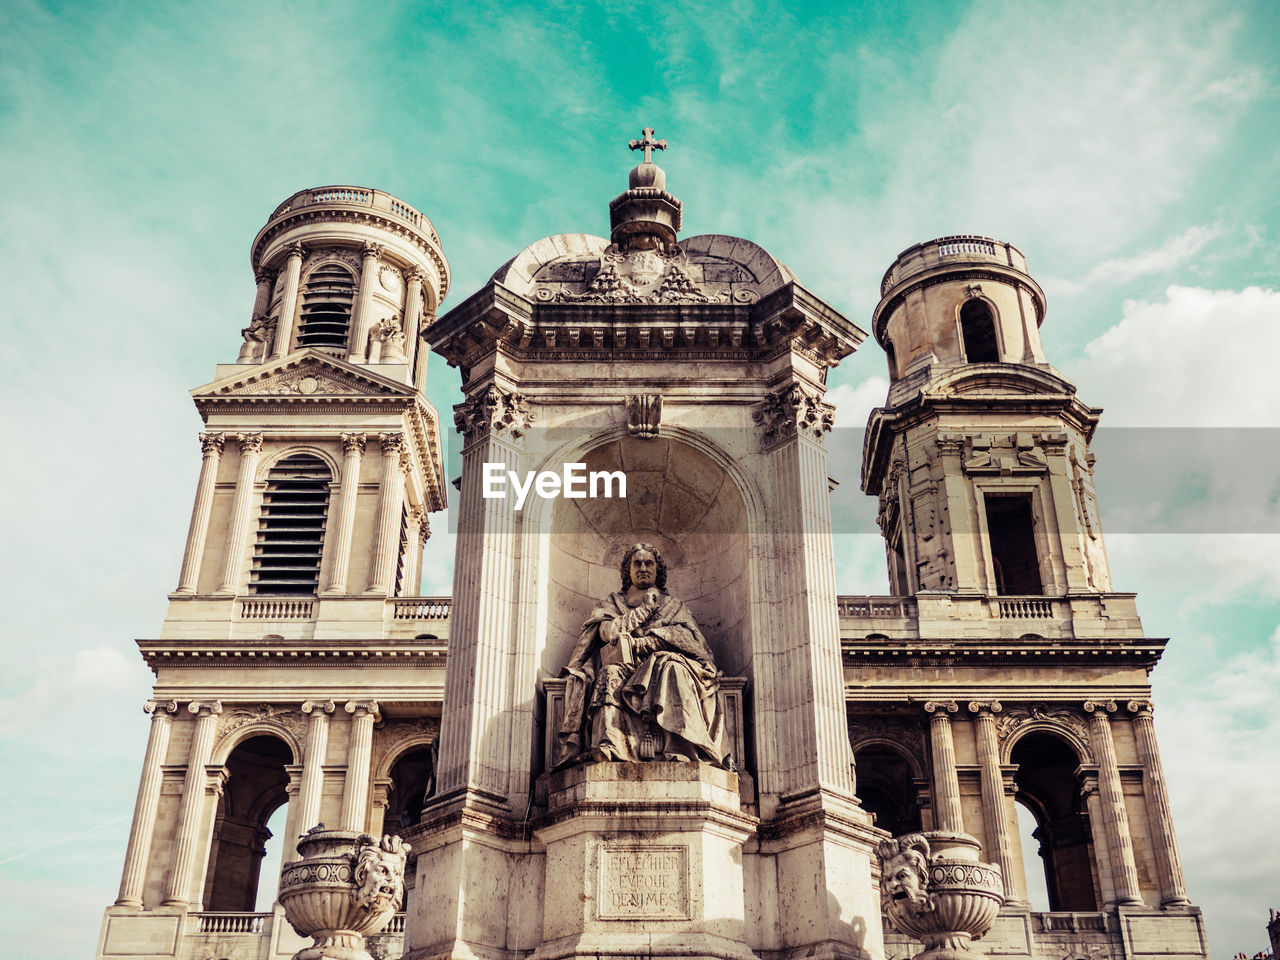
885,339,898,379
852,744,922,837
250,455,330,595
960,300,999,363
985,494,1042,595
297,263,356,352
889,530,910,596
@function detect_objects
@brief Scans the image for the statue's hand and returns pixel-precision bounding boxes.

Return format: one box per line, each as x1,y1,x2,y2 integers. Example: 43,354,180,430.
600,619,619,643
644,588,661,607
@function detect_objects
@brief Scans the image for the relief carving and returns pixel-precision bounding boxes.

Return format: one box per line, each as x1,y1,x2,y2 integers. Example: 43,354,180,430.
753,383,834,445
996,703,1091,762
453,385,535,442
626,394,662,439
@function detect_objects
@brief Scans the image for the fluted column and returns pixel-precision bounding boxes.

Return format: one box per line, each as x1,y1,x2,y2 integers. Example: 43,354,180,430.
341,701,380,831
403,269,425,380
401,507,427,597
1128,700,1191,906
925,700,963,832
252,268,275,319
969,701,1019,901
116,700,179,906
216,434,264,595
269,243,305,359
1084,700,1142,905
291,700,335,859
163,701,222,905
366,434,407,595
175,434,224,594
322,434,365,595
349,242,383,363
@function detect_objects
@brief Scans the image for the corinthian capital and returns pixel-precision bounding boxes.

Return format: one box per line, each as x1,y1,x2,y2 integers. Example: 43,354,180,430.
453,385,534,442
341,432,367,456
378,432,406,457
286,241,307,260
237,433,264,455
199,433,225,457
255,269,276,287
753,383,834,445
361,241,384,261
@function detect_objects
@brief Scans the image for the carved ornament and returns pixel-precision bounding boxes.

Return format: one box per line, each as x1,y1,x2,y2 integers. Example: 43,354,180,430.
453,385,534,442
346,700,381,721
145,699,179,717
237,433,264,456
241,313,277,344
847,715,926,764
216,704,305,756
361,241,384,261
962,432,1050,475
626,394,662,439
753,383,833,444
996,703,1091,763
199,433,225,457
341,432,366,457
1126,699,1154,718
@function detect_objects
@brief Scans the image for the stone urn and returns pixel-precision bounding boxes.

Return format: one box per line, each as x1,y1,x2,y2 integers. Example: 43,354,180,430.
876,831,1003,960
278,827,411,960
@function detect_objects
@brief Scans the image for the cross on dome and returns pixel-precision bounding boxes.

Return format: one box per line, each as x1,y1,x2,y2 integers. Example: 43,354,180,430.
628,127,667,164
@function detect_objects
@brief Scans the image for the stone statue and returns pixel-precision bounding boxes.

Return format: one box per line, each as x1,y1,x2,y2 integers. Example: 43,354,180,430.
557,543,730,767
353,834,410,914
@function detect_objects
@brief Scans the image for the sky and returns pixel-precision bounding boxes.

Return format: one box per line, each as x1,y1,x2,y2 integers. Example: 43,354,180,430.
1,0,1278,956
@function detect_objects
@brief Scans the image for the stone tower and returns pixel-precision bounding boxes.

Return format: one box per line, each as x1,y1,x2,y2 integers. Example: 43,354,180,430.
95,187,452,960
852,237,1210,956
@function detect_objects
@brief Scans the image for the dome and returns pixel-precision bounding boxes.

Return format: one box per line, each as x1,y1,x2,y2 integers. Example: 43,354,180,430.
489,232,799,306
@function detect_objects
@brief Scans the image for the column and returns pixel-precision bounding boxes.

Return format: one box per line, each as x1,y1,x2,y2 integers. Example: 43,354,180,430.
401,507,427,597
340,701,380,831
322,434,365,594
349,242,383,363
366,433,406,595
215,434,264,595
116,700,179,906
269,242,305,360
925,700,963,832
969,701,1019,902
1083,700,1142,906
1128,700,1191,906
175,434,224,594
290,700,335,860
251,268,275,319
403,269,425,380
163,701,222,905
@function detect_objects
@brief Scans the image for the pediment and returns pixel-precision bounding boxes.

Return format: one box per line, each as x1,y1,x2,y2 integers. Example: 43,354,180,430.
194,351,414,400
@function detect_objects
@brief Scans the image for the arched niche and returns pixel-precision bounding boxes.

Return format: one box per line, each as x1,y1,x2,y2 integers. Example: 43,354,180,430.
543,436,751,680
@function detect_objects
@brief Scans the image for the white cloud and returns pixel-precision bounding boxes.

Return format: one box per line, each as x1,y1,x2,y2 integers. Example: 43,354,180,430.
1083,224,1222,287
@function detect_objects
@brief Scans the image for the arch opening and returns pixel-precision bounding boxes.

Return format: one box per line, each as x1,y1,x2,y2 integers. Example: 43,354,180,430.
960,299,999,363
1011,732,1098,911
203,735,292,912
852,743,922,837
383,745,436,835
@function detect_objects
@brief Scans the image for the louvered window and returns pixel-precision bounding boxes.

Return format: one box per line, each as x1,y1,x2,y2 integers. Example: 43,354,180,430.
296,263,356,352
250,455,331,595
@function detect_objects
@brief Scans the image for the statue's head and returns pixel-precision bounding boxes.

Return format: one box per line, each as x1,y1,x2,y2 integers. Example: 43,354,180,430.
876,834,931,913
352,834,410,915
619,542,667,591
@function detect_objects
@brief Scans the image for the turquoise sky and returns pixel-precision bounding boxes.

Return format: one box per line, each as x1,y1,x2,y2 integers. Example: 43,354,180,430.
2,1,1278,956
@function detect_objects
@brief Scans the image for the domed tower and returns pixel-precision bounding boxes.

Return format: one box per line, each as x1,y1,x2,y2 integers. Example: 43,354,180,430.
863,235,1110,598
96,187,452,960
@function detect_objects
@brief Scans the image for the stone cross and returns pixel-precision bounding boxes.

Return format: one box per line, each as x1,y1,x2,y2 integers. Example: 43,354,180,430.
628,127,667,163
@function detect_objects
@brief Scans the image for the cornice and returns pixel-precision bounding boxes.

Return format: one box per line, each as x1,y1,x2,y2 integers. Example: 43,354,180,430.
842,637,1166,669
137,637,448,672
872,264,1046,348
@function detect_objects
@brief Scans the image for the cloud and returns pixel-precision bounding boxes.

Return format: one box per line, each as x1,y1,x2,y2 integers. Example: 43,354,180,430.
1082,223,1222,287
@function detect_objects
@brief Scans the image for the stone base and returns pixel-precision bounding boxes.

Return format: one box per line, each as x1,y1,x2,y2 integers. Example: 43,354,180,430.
530,761,759,960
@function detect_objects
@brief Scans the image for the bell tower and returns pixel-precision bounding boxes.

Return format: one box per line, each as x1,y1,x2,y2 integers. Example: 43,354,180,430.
96,187,452,960
850,236,1209,958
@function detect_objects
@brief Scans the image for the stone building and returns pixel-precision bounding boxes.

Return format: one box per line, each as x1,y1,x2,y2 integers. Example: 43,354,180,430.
95,139,1209,960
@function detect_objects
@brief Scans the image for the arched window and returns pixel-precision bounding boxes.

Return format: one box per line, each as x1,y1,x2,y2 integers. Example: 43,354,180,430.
203,735,292,911
296,262,357,352
383,744,437,834
250,455,331,595
959,299,1000,363
853,743,923,837
1011,732,1098,911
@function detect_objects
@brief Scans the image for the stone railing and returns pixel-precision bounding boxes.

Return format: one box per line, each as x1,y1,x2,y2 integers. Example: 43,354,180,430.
996,597,1055,620
268,185,438,242
193,912,270,933
392,598,452,620
1032,910,1111,932
879,234,1026,297
837,596,917,619
240,597,315,620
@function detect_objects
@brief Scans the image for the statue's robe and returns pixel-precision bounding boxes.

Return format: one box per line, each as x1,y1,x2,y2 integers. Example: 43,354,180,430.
558,591,729,767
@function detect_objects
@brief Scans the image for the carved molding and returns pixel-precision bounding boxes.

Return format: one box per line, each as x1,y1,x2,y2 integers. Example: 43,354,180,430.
215,704,306,759
453,385,534,443
754,383,833,444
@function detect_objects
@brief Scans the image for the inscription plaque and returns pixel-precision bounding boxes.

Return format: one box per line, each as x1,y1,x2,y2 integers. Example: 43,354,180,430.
597,843,690,920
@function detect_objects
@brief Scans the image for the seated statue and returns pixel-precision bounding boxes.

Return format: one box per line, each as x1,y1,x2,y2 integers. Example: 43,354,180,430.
557,543,731,768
